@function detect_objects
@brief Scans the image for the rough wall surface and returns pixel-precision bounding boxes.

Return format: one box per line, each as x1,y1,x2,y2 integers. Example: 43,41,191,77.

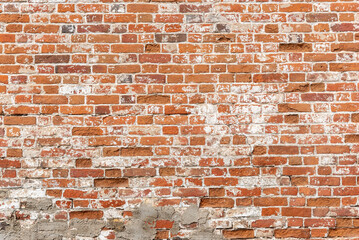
1,0,359,239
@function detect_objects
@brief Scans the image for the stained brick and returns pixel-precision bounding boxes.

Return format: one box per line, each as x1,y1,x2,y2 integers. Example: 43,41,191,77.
35,55,70,64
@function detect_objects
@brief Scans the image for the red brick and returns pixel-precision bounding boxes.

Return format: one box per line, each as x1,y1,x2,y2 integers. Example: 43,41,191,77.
4,116,36,125
275,229,310,238
137,95,170,104
70,169,104,178
155,220,174,229
120,147,153,156
123,168,156,177
94,178,128,188
127,4,158,13
223,229,254,239
279,43,312,52
307,198,340,207
63,189,97,199
254,198,288,206
70,211,103,219
329,228,359,238
282,207,311,217
200,198,234,208
33,95,68,104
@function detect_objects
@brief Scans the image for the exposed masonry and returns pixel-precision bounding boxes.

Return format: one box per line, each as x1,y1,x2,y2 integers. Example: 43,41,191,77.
2,0,359,239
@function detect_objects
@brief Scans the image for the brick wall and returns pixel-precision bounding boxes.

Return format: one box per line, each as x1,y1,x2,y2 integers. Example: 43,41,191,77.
1,1,359,239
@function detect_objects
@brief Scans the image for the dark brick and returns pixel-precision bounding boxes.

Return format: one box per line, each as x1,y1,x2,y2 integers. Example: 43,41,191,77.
61,25,75,33
155,34,187,43
35,55,70,64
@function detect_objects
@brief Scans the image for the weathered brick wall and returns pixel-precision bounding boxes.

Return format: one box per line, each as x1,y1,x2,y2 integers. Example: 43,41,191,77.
1,0,359,239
